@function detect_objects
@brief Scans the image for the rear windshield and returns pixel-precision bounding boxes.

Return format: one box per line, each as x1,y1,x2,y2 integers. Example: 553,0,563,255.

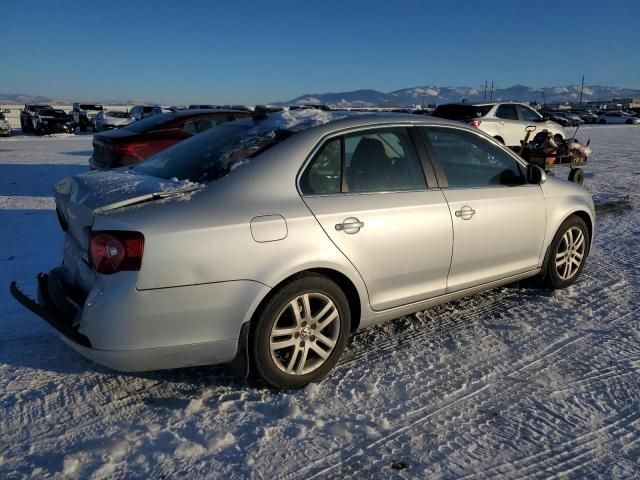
80,104,103,111
123,112,173,132
39,109,69,118
433,104,493,120
107,111,131,118
132,120,290,183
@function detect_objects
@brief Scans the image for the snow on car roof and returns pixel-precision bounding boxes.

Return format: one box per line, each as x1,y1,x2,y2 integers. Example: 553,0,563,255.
253,108,357,133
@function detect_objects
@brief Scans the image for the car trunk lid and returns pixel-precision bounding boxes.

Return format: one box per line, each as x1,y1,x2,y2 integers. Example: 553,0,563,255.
54,170,202,248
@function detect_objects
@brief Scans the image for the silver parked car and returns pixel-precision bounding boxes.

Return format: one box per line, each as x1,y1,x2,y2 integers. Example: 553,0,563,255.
11,111,595,389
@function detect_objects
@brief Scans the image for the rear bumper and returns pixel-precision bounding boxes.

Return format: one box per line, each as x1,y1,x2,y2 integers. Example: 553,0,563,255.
10,269,269,372
10,272,91,347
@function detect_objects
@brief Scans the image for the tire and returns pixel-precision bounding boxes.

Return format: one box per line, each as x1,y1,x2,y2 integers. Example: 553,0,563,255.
568,168,584,185
251,273,350,389
542,215,590,289
80,123,87,132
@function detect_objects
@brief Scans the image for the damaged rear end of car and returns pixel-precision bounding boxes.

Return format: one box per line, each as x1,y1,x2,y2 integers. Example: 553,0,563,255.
10,170,207,370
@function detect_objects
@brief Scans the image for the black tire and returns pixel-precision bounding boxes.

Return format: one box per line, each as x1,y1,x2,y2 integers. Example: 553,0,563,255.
251,273,350,389
80,123,87,132
626,119,633,125
568,168,584,184
541,215,590,289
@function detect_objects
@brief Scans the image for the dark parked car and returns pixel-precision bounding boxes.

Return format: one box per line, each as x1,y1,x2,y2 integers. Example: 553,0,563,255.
89,109,251,169
32,108,75,135
72,103,103,132
20,104,51,133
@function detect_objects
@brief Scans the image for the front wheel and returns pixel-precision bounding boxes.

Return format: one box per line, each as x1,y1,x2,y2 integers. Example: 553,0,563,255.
251,274,350,389
542,215,590,289
568,167,584,185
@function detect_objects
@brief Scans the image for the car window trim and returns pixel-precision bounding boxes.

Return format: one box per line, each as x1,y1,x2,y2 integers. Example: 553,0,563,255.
418,124,535,190
297,123,432,197
409,126,447,188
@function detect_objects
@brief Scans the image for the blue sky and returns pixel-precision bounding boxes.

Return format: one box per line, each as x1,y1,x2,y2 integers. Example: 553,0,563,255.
2,0,639,104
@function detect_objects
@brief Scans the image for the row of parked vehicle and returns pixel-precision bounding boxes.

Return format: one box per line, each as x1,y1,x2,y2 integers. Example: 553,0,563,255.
544,109,640,126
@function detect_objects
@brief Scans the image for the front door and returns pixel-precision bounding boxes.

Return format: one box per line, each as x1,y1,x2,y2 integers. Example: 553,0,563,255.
299,126,453,311
419,126,547,292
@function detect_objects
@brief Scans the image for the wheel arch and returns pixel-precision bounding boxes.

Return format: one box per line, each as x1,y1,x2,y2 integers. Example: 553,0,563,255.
246,267,363,335
541,209,594,275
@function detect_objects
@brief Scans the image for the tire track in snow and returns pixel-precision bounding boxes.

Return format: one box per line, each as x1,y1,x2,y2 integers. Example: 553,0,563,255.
290,305,639,479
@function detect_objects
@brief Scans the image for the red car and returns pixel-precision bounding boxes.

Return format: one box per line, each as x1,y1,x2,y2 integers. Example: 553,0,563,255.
89,109,251,169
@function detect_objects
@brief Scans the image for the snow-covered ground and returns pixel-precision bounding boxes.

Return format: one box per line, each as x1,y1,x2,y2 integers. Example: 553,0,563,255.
0,126,638,479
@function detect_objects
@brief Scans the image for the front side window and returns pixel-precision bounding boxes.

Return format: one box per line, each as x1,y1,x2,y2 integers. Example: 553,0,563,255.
422,127,526,188
496,104,519,120
517,105,541,122
300,127,426,195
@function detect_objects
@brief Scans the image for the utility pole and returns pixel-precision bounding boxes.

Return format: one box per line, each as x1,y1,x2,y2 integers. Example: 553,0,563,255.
483,81,488,102
578,75,585,111
490,81,494,101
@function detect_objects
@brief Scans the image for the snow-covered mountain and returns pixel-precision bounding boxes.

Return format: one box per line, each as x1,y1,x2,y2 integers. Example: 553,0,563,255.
280,84,640,107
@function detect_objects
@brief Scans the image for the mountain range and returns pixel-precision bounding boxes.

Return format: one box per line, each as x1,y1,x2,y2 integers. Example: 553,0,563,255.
2,84,639,108
280,84,640,108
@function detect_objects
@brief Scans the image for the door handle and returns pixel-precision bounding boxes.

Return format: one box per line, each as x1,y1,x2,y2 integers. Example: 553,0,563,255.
454,206,476,220
335,217,364,234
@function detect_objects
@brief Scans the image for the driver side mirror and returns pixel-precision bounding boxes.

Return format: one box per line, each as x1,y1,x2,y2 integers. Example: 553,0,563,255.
527,164,547,184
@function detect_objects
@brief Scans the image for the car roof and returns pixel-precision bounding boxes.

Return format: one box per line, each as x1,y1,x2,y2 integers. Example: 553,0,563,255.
260,111,475,138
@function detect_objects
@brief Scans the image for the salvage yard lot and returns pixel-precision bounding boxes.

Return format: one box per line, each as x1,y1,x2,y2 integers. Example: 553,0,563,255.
0,126,638,478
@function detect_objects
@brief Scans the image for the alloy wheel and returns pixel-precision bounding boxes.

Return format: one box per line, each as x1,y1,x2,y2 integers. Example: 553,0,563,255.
555,226,586,280
269,293,340,375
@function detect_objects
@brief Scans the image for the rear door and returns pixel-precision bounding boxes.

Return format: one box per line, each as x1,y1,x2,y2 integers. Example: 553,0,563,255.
419,126,546,292
494,104,522,147
300,126,453,311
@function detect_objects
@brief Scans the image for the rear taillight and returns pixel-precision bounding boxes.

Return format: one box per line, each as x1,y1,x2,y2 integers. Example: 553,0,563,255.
469,119,482,128
112,143,151,166
89,231,144,274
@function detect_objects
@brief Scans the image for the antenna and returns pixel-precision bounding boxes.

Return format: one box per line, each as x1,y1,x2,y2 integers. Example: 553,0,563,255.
578,75,585,111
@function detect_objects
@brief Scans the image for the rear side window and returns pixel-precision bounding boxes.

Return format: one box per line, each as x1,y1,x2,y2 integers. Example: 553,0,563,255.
300,127,426,194
421,127,526,188
496,104,519,120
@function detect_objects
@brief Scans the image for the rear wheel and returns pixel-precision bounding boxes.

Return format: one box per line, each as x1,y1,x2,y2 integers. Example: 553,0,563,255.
542,215,589,289
251,274,350,389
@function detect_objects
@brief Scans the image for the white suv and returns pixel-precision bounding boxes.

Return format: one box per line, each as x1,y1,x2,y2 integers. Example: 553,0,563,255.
434,102,566,148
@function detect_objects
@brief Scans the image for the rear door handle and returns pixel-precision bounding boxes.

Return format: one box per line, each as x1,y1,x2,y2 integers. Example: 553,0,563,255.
455,206,476,220
335,217,364,234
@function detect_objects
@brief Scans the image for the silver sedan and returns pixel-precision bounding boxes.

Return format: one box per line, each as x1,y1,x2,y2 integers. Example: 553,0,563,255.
11,111,595,389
